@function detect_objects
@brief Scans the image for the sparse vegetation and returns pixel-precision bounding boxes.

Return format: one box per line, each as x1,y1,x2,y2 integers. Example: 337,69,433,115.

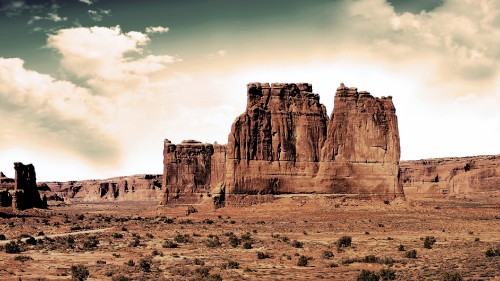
138,258,151,272
337,236,352,251
424,236,436,249
485,248,500,257
205,235,221,248
357,270,379,281
297,255,311,266
162,239,178,248
71,265,89,281
5,241,21,254
257,252,271,259
292,240,303,248
322,250,334,259
405,249,417,259
441,271,463,281
14,255,33,262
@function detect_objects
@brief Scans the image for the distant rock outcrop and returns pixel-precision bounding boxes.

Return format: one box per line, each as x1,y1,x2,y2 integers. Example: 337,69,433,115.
0,163,46,209
401,155,500,198
41,174,163,203
163,82,403,206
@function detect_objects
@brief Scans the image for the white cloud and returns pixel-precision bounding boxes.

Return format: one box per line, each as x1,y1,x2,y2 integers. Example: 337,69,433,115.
145,26,169,34
46,25,177,94
88,9,111,22
79,0,95,5
0,57,119,166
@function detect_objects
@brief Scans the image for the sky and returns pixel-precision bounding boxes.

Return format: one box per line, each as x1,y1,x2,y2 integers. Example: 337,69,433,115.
0,0,499,181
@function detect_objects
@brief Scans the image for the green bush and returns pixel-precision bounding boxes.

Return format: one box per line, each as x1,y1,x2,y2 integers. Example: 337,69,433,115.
71,265,89,281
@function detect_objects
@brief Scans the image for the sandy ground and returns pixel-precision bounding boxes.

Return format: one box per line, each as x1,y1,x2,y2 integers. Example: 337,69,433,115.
0,195,499,280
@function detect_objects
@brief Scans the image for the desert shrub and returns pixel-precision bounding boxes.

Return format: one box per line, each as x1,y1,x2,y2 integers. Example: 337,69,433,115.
205,235,221,248
0,234,6,240
322,250,334,259
194,267,210,278
379,268,396,280
292,240,303,248
203,219,214,224
38,231,45,236
5,241,21,254
138,258,151,272
76,214,85,220
83,236,99,249
357,270,379,281
71,265,89,281
405,249,417,259
186,206,197,216
337,236,352,250
194,258,205,266
441,272,463,281
221,260,240,269
485,248,500,257
146,233,154,239
440,272,463,281
228,234,241,248
14,255,33,262
112,275,131,281
179,219,193,224
151,249,162,256
113,233,123,239
25,236,37,245
397,244,405,251
363,255,380,263
96,260,106,264
162,239,178,248
241,232,252,241
243,241,253,249
164,217,174,224
297,255,310,267
125,259,135,266
424,236,436,249
257,252,271,259
174,234,191,243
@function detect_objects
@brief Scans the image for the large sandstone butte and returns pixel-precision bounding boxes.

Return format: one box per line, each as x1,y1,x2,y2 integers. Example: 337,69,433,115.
163,83,403,205
0,162,46,209
400,155,500,198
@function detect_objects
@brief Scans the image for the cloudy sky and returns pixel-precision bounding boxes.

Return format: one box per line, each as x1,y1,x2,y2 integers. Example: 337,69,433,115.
0,0,499,181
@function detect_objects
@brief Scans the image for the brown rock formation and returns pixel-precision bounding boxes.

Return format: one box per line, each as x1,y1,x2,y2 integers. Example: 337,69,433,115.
226,83,328,194
41,174,163,203
162,140,226,204
401,155,500,198
163,82,403,204
0,163,46,209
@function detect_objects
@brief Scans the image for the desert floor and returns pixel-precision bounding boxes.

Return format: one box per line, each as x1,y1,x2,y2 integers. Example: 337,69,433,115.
0,195,499,280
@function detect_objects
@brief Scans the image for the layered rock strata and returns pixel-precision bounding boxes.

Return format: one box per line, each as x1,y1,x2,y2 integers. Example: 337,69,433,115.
0,163,46,209
41,174,163,203
162,140,226,204
400,155,500,198
163,82,403,205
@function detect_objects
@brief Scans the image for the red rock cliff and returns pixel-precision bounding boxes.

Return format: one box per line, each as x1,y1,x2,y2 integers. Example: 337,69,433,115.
400,155,500,198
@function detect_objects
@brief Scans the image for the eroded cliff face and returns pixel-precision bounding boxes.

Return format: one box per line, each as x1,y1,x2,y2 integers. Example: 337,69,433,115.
319,84,403,195
401,155,500,198
164,82,403,203
0,163,46,209
162,140,226,204
41,174,163,203
226,83,329,194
